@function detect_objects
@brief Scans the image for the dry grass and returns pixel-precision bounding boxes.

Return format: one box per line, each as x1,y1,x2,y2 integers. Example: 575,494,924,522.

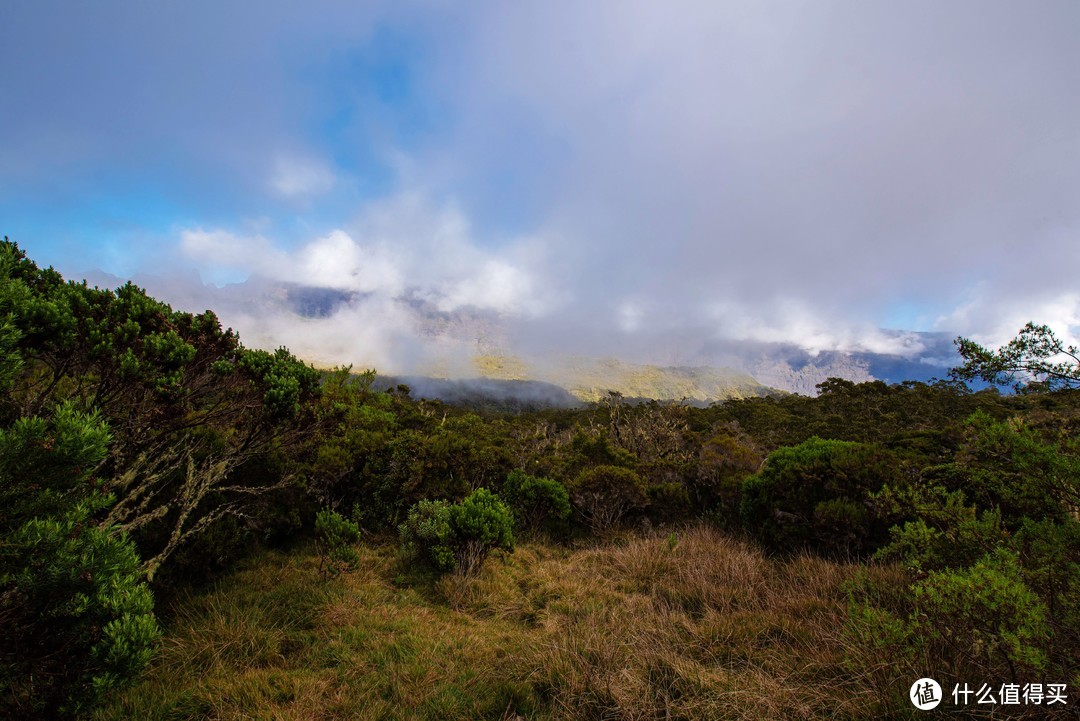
95,527,922,720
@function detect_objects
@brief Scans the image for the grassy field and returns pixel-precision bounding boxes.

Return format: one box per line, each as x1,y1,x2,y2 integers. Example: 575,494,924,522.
95,527,914,720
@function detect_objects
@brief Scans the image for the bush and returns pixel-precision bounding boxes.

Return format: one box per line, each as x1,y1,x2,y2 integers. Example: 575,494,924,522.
692,427,762,521
501,470,571,533
0,406,160,718
566,465,648,534
911,549,1050,678
400,489,514,576
646,482,691,523
739,437,898,554
314,509,362,578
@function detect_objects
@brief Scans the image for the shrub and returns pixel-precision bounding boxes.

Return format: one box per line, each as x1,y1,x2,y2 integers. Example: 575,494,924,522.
566,465,648,534
910,549,1050,678
738,437,898,554
692,427,762,521
646,482,691,523
0,406,160,718
314,509,362,578
501,470,571,533
400,499,456,572
400,489,514,576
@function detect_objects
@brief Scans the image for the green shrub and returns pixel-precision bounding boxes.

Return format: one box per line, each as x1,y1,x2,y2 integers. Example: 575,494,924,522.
646,482,691,523
566,465,648,534
692,428,762,521
501,470,571,533
400,499,456,572
0,406,160,718
911,549,1050,678
399,489,514,576
314,509,362,578
738,437,898,554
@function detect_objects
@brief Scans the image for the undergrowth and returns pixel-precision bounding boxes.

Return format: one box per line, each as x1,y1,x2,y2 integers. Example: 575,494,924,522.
95,527,938,720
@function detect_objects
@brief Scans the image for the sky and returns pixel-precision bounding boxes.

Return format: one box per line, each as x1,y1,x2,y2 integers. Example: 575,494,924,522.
2,1,1079,373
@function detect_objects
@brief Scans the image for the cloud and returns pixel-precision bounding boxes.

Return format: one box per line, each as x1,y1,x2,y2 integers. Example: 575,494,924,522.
706,298,929,357
180,229,287,276
936,287,1080,351
269,155,337,199
5,1,1080,372
179,190,550,317
406,1,1080,351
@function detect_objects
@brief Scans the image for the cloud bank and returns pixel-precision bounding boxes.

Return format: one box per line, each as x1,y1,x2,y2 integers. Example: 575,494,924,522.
3,1,1079,373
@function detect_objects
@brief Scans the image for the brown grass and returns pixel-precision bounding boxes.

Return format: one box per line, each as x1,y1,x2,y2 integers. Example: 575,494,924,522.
95,526,921,720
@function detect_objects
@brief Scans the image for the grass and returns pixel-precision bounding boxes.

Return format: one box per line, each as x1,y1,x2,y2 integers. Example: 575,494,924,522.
96,526,919,720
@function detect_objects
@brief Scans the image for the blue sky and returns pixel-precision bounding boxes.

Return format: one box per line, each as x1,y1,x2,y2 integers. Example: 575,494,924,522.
2,1,1079,371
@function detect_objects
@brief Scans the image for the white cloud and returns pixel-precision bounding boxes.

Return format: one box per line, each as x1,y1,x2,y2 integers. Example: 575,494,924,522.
935,288,1080,350
16,1,1080,370
179,228,289,279
295,230,405,295
176,190,553,368
617,300,644,333
269,154,337,199
707,298,928,357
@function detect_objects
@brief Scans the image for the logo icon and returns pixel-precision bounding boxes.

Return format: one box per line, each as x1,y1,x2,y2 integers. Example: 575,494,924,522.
911,678,942,710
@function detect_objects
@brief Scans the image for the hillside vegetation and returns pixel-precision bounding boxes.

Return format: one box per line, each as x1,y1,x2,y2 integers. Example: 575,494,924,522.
473,354,774,403
1,238,1077,718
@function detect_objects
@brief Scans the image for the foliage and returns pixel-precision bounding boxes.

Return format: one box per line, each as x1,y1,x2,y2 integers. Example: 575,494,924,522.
873,409,1080,681
645,482,690,523
501,469,571,534
953,322,1080,392
691,425,762,520
0,239,323,579
0,405,159,718
400,489,515,576
739,437,900,554
314,509,362,578
566,465,648,533
911,549,1050,678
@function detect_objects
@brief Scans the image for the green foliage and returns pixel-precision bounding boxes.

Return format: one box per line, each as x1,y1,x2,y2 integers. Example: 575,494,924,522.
873,409,1080,680
399,489,514,576
566,465,647,533
501,469,571,533
0,406,159,718
953,322,1080,392
957,410,1080,521
237,346,322,420
691,426,761,521
0,238,322,578
708,376,994,452
645,482,691,523
314,509,362,578
911,549,1050,677
567,432,636,472
739,437,898,554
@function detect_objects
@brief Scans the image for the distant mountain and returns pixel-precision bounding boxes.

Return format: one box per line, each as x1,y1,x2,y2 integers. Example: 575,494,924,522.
373,375,583,411
737,334,959,395
75,270,965,402
535,357,774,403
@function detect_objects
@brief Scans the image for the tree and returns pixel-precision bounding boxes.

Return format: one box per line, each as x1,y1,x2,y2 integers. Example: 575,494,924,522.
739,437,899,554
953,322,1080,392
0,406,159,718
0,240,322,578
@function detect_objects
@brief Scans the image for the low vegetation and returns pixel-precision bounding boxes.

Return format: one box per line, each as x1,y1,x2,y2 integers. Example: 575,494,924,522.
94,527,913,720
